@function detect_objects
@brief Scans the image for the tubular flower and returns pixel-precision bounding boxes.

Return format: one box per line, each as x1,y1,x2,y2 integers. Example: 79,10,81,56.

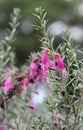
28,102,36,110
40,50,52,81
41,50,49,65
2,77,12,90
23,77,29,90
39,69,49,81
53,113,61,126
56,113,61,121
41,49,52,68
0,125,3,130
6,67,12,76
53,113,64,128
55,54,66,73
29,57,42,82
53,113,64,129
30,57,39,78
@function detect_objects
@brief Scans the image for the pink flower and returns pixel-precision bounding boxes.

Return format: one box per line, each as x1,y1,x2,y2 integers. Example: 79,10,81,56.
53,113,65,129
28,102,36,110
41,50,52,68
55,54,66,73
0,125,3,130
39,69,49,81
2,77,12,90
56,113,61,121
41,50,49,65
23,77,29,90
6,67,12,76
80,94,83,97
53,113,61,127
53,120,57,127
30,58,39,78
40,50,52,81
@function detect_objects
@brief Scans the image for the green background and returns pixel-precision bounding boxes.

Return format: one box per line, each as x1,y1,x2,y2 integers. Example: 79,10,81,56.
0,0,83,66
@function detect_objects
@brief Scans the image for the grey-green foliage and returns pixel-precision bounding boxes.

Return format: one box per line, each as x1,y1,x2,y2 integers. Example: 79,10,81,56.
0,8,20,83
32,7,83,130
0,8,21,118
0,0,81,65
0,6,83,130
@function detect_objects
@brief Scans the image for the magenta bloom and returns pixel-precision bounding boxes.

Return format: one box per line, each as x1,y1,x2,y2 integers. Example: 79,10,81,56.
55,54,66,73
23,77,29,89
41,50,49,65
2,77,12,90
40,50,52,81
28,102,36,110
41,50,52,68
0,125,3,130
30,58,39,78
39,69,49,81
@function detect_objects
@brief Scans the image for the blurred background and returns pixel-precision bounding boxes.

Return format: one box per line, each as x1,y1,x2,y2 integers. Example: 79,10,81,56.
0,0,83,66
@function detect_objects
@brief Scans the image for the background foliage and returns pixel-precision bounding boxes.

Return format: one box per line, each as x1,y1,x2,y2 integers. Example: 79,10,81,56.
0,0,83,65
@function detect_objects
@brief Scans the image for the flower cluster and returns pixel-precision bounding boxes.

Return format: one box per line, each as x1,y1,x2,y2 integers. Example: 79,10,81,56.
0,48,66,113
29,50,66,83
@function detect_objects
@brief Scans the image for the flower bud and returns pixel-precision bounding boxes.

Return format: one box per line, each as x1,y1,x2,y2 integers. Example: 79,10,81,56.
61,89,66,97
28,102,36,110
42,37,47,42
55,77,59,80
53,120,57,127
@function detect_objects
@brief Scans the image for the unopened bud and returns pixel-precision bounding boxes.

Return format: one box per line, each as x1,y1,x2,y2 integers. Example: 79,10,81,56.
28,103,36,110
42,37,47,42
53,120,57,127
61,89,66,97
55,77,59,80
